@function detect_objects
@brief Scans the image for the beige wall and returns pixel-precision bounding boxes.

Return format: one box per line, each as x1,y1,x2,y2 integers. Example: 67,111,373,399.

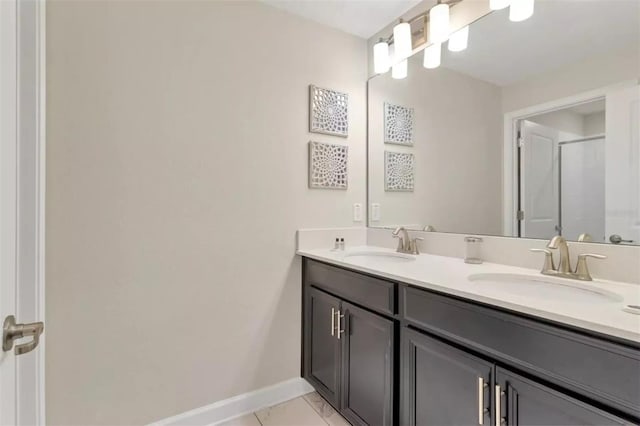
501,47,640,113
584,111,606,136
368,56,503,234
46,1,366,424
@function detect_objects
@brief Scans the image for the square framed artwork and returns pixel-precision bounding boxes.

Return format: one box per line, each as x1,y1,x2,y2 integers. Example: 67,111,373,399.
385,151,414,192
309,141,348,189
309,85,349,137
384,102,414,146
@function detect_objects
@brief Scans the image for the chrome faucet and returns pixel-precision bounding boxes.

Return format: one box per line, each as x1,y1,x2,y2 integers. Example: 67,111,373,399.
392,227,423,255
530,236,606,281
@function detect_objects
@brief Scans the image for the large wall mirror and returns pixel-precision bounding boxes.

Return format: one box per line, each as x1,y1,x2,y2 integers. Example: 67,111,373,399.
367,0,640,246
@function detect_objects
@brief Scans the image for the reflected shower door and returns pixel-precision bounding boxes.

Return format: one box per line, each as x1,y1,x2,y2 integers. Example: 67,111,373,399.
560,137,606,242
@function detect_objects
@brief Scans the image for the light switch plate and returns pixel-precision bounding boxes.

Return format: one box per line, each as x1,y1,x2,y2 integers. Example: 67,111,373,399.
371,203,381,221
353,203,363,222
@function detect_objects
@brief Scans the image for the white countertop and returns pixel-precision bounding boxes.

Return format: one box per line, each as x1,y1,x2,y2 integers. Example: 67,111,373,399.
297,246,640,344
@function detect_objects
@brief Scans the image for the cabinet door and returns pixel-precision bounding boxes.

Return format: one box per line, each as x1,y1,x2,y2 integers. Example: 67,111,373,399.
402,328,493,426
496,367,628,425
341,302,394,426
304,286,342,406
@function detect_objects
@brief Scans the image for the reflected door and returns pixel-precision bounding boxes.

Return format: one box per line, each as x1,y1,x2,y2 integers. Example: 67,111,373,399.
605,85,640,245
519,121,560,239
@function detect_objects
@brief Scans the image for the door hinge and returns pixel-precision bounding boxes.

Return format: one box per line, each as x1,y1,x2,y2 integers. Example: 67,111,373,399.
518,137,524,148
517,210,524,220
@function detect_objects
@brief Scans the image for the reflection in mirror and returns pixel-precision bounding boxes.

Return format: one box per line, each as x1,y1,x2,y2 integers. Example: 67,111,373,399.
367,0,640,245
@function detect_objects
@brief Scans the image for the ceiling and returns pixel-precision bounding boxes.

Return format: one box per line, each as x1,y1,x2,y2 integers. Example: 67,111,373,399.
439,0,640,86
260,0,422,39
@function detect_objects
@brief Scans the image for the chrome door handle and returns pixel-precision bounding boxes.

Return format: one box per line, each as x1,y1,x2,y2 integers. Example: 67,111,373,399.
331,308,335,336
495,385,505,426
3,315,44,355
336,310,345,339
477,377,488,425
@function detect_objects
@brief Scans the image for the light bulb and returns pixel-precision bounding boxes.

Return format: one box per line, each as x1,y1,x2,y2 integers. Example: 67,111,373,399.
393,21,412,60
510,0,534,22
392,59,408,79
429,3,450,44
423,43,441,69
490,0,511,10
448,25,469,52
373,40,390,74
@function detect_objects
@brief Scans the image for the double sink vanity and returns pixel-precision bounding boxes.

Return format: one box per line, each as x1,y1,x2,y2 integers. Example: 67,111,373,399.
297,232,640,426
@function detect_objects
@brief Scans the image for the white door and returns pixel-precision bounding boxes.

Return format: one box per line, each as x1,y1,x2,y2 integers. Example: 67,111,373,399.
605,84,640,245
1,0,20,423
519,120,560,239
1,0,45,424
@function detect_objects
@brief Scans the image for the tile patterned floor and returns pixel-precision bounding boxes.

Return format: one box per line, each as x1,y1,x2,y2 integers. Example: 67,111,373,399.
218,392,350,426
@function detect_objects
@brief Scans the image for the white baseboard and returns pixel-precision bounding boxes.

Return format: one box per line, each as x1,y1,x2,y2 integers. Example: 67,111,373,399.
149,378,314,426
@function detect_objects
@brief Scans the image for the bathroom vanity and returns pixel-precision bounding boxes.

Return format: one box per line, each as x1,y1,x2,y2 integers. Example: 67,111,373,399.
300,251,640,426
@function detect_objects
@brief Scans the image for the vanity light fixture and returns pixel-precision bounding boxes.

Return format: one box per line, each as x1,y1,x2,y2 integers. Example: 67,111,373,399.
429,3,450,44
489,0,511,10
423,43,442,69
392,59,408,79
448,25,469,52
373,39,391,74
509,0,535,22
393,20,412,60
374,0,536,79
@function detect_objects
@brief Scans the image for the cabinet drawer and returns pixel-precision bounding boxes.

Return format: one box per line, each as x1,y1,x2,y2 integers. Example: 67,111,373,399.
304,258,396,315
402,285,640,418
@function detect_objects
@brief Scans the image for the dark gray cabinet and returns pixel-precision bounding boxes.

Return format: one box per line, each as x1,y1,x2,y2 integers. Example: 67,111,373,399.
301,258,640,426
401,326,631,426
304,286,341,406
401,327,493,426
303,284,395,425
341,302,394,426
496,367,628,425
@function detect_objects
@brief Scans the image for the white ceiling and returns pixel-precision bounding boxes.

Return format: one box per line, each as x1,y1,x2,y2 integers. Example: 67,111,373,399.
260,0,422,39
439,0,640,86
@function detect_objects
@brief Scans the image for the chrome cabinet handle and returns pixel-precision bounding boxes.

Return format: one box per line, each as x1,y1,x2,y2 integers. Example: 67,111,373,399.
495,385,502,426
336,310,345,339
477,377,488,425
331,308,335,336
3,315,44,355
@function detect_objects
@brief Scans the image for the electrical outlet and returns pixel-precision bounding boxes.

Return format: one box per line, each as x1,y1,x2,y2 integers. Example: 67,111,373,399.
353,203,363,222
371,203,381,221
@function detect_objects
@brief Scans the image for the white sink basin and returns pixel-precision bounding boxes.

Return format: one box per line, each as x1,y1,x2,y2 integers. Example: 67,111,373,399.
468,273,623,304
344,250,415,263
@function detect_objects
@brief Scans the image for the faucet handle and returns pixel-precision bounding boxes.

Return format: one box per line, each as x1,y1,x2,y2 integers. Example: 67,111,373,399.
574,253,607,281
577,253,607,260
392,234,404,252
530,248,555,273
409,237,424,255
